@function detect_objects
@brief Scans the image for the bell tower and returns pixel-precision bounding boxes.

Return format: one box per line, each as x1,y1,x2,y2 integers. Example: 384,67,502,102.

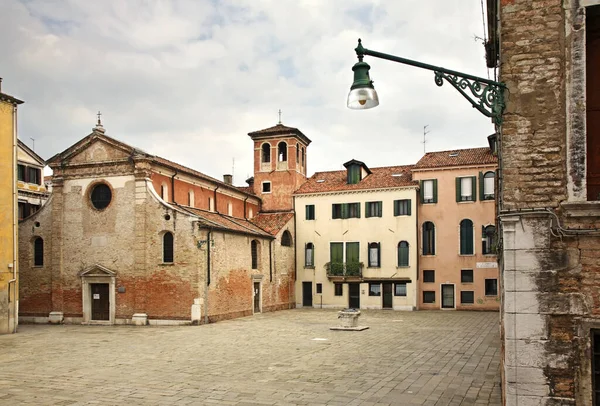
248,123,311,212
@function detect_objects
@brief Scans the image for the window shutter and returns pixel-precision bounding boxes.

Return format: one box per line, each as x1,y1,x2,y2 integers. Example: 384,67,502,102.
407,200,412,216
342,203,348,219
479,172,485,200
378,202,382,217
460,224,466,254
455,177,461,202
393,200,398,216
378,242,381,266
432,179,438,203
420,181,425,203
471,176,477,202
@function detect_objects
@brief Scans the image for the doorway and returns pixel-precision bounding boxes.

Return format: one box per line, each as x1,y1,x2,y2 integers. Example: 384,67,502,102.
302,281,313,307
253,282,261,313
441,284,455,309
348,283,360,309
382,283,393,309
91,283,110,321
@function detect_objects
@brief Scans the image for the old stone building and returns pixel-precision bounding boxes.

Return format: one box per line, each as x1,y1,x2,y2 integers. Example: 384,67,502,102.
18,119,299,325
17,139,49,220
488,0,600,404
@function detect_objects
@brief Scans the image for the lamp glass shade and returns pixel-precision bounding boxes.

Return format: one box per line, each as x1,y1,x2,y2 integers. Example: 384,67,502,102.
347,87,379,110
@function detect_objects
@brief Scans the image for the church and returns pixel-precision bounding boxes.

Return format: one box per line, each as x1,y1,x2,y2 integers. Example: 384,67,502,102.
18,118,310,325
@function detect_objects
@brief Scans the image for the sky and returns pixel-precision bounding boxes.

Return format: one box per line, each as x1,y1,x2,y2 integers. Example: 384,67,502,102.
0,0,496,185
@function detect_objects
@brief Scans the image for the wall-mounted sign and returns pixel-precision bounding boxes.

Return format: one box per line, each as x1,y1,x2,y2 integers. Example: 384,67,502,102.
476,262,498,269
93,294,100,299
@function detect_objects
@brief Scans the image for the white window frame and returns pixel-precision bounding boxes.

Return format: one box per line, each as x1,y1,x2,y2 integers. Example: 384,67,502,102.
261,181,272,194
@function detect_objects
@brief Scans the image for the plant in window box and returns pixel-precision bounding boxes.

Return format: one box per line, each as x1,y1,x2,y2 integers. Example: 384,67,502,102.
345,261,364,276
325,262,344,276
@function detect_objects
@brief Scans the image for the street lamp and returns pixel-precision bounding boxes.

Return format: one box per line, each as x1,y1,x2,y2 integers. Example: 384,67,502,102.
347,39,506,126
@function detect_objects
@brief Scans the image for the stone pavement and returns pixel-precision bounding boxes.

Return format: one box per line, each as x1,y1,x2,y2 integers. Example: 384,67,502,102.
0,309,501,405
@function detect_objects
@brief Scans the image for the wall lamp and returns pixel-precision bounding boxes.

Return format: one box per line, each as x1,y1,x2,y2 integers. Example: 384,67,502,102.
348,39,506,126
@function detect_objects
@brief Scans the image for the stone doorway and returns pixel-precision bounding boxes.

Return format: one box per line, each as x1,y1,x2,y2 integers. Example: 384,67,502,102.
79,264,116,324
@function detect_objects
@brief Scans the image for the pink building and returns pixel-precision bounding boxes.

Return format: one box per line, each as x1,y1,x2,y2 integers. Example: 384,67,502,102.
412,145,498,310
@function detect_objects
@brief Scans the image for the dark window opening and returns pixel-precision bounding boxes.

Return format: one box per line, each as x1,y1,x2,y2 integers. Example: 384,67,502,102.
278,142,287,162
587,5,600,200
423,270,435,283
332,203,360,219
592,329,600,403
461,269,474,283
485,279,498,296
262,143,271,163
262,182,271,193
397,241,409,267
347,164,361,184
461,291,474,304
394,199,411,216
251,240,258,269
34,237,44,266
163,232,174,263
305,204,315,220
316,283,322,294
422,222,435,255
334,283,343,296
369,283,381,296
460,219,474,255
281,230,293,247
90,183,112,210
366,201,382,217
423,291,435,303
483,225,497,255
17,164,25,181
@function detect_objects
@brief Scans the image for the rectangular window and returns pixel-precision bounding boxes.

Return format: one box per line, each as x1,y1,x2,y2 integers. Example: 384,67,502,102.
347,203,360,218
423,270,435,283
332,203,360,219
461,269,474,283
332,203,342,219
421,179,437,203
334,283,343,296
485,279,498,296
461,291,474,304
368,242,380,267
423,291,435,303
27,167,40,185
305,243,314,267
262,182,271,193
394,283,407,296
593,330,600,403
305,204,315,220
369,283,381,296
316,283,322,294
365,201,382,218
393,199,411,216
17,164,25,181
587,5,600,200
480,171,495,200
456,176,477,202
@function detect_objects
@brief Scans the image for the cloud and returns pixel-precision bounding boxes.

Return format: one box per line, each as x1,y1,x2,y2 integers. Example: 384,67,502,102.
0,0,495,184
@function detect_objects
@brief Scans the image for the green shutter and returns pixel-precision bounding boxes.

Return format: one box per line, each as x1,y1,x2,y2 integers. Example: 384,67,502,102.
341,203,349,219
330,242,343,263
346,242,359,263
378,202,382,217
377,242,381,266
471,176,477,202
332,204,335,219
432,179,438,203
420,181,425,203
407,200,412,216
393,200,399,216
455,177,461,202
479,172,485,201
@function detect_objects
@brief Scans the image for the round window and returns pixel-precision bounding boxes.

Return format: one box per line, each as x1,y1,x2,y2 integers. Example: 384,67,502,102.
90,183,112,210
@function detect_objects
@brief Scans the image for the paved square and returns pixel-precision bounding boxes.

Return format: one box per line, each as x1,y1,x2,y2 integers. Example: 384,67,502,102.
0,310,501,405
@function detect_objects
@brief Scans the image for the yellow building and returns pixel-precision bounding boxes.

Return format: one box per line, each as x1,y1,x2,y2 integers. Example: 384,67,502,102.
0,80,24,334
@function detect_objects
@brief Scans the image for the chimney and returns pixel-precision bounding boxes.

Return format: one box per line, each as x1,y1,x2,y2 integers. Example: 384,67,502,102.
0,78,3,93
223,174,232,185
246,177,254,187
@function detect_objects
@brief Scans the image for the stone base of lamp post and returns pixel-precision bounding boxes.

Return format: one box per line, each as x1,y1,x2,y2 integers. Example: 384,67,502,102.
330,308,369,331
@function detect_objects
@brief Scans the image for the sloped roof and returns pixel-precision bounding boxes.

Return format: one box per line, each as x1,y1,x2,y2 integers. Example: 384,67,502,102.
295,165,417,195
414,147,497,170
180,206,272,238
236,186,255,195
248,123,311,145
251,212,294,236
0,91,24,105
17,139,45,165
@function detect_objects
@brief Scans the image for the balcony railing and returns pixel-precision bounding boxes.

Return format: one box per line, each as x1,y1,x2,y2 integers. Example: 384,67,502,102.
325,262,363,278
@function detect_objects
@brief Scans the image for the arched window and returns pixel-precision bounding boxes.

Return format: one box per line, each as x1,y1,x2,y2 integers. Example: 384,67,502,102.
296,143,299,166
261,143,271,163
397,241,409,267
302,147,305,167
483,171,495,199
34,237,44,266
281,230,293,247
483,225,497,255
163,232,174,263
368,242,380,267
305,242,314,267
278,142,287,162
251,240,259,269
188,190,194,207
460,219,474,255
422,222,435,255
161,183,168,202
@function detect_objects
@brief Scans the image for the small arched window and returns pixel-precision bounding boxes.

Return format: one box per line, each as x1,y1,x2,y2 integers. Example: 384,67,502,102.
34,237,44,266
398,241,409,267
163,232,174,263
423,222,435,255
296,143,300,166
302,147,305,168
281,230,293,247
188,190,195,207
483,171,495,199
278,142,287,162
483,225,497,255
460,219,474,255
161,183,168,202
261,143,271,163
251,240,259,269
368,242,380,267
305,242,314,267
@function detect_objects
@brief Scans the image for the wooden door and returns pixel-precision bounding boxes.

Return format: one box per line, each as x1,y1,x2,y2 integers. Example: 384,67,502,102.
382,283,393,309
441,284,454,309
91,283,109,321
253,282,261,313
587,6,600,200
348,283,360,309
302,282,313,307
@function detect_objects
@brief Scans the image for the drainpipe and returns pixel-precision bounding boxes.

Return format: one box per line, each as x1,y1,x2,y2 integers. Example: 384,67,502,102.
9,105,18,332
269,239,273,283
414,191,419,311
170,171,178,204
292,197,297,309
205,227,212,325
213,186,219,213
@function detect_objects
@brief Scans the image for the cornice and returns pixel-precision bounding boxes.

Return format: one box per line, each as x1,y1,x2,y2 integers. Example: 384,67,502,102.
294,185,419,198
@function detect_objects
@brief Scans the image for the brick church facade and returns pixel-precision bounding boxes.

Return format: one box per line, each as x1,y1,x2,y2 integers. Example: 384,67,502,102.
18,120,308,325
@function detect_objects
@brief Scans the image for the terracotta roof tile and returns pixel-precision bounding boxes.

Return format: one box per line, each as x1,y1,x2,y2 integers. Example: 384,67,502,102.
413,147,497,170
236,186,255,195
179,206,272,238
295,165,417,194
248,123,311,145
251,212,294,236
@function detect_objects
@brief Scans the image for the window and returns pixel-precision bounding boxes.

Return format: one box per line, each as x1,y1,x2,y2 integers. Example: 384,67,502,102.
482,225,497,255
481,171,495,200
420,179,437,203
460,219,474,255
461,269,474,283
369,283,381,296
587,5,600,200
461,291,475,304
227,202,233,216
262,182,271,193
423,270,435,283
28,167,40,185
160,183,168,201
423,291,435,303
163,232,174,263
305,243,314,267
329,242,360,276
368,242,380,267
395,283,407,296
305,204,315,220
334,283,343,296
248,208,253,219
456,176,476,202
90,183,112,210
188,190,194,207
332,203,360,219
261,143,271,163
316,283,322,294
397,241,409,267
485,279,498,296
281,230,292,247
347,164,361,184
33,237,43,266
278,141,287,162
422,222,435,255
208,197,214,211
594,330,600,403
251,240,259,269
17,164,25,181
302,147,305,168
394,199,411,216
366,201,382,218
296,143,299,165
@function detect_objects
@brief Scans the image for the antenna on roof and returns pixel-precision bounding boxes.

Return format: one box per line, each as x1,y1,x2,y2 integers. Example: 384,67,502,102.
278,109,282,124
423,125,430,154
30,137,35,152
